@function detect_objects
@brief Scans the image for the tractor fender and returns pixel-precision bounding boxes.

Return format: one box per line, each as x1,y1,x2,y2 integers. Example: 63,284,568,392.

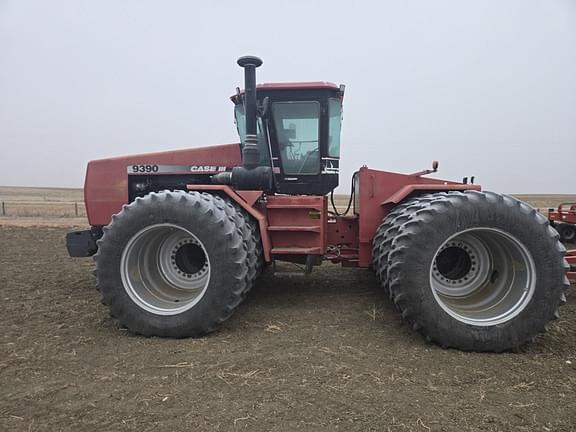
382,183,481,206
186,184,271,262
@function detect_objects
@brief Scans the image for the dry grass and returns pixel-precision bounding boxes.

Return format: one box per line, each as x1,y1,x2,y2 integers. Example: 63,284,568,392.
512,194,576,210
1,201,87,218
0,186,83,202
0,187,574,222
0,186,85,219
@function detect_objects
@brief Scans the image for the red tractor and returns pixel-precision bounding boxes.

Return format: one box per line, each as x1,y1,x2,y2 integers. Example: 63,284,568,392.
549,203,576,243
67,56,569,352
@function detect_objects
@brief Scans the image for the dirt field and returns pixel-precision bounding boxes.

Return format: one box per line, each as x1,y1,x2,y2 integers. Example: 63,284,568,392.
0,225,574,432
1,188,576,431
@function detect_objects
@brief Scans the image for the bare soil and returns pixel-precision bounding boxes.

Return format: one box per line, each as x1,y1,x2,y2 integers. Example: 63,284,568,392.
0,225,575,432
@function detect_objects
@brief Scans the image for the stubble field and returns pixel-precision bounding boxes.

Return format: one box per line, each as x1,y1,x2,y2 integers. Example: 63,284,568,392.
0,187,575,431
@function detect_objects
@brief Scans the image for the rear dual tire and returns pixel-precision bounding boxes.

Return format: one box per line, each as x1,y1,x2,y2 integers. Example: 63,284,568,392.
374,191,569,352
95,190,260,337
372,193,444,296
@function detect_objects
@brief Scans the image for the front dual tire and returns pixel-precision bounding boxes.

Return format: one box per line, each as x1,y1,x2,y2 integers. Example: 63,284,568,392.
95,190,258,337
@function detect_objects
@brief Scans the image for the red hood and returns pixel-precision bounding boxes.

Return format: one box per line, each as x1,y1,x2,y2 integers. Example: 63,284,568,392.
84,143,241,225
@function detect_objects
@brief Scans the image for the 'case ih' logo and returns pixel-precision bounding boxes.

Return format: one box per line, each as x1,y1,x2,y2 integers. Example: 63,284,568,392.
190,166,227,172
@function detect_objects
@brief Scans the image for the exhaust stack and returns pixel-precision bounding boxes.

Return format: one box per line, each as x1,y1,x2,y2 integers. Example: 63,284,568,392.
212,55,273,192
237,56,262,169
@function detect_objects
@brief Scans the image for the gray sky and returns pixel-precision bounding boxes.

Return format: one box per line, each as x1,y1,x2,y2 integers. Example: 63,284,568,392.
1,0,575,193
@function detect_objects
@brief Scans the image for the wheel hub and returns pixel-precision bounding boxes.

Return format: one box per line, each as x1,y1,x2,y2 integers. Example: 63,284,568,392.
429,228,536,326
171,240,209,279
431,235,491,298
120,224,211,315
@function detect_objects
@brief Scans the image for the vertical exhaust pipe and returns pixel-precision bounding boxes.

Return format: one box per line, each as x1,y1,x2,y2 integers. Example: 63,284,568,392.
212,55,273,192
237,56,263,169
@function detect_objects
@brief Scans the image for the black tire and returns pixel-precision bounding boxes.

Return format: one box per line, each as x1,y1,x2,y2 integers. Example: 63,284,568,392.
95,190,248,337
372,201,413,272
557,223,576,243
214,195,260,296
372,193,445,294
247,217,265,277
387,190,569,352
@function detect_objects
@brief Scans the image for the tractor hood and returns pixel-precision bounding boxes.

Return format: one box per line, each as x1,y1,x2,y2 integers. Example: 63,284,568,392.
84,143,241,226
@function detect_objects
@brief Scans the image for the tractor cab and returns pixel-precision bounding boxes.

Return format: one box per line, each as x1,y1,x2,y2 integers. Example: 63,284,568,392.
232,82,345,195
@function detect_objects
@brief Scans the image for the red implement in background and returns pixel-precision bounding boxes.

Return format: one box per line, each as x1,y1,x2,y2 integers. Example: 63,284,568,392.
548,202,576,245
548,203,576,225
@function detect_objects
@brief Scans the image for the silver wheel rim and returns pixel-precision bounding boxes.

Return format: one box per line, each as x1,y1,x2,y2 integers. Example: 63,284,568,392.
120,224,210,315
429,228,536,326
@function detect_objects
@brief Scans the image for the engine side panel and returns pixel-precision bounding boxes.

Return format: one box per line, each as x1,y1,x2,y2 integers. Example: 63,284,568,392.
85,144,241,225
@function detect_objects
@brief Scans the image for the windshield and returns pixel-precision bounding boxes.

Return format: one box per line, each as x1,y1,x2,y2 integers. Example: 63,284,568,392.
234,104,270,166
272,101,320,175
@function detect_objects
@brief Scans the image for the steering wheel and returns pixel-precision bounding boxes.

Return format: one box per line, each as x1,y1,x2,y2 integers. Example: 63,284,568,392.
297,149,319,174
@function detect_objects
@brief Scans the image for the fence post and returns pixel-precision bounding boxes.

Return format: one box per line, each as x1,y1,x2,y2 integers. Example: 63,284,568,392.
75,202,79,217
1,201,4,216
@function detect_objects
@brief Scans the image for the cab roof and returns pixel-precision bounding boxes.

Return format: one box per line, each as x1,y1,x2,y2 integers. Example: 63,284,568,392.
231,82,341,103
256,81,339,91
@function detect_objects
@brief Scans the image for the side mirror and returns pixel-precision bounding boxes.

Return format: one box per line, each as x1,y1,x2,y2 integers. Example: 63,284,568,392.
410,160,440,177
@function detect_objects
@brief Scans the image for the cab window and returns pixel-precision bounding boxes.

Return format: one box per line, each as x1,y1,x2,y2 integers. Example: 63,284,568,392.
272,101,320,175
328,98,342,158
234,104,270,166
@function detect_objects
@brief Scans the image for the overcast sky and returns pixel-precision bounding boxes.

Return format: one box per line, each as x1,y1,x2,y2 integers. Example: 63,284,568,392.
0,0,575,193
